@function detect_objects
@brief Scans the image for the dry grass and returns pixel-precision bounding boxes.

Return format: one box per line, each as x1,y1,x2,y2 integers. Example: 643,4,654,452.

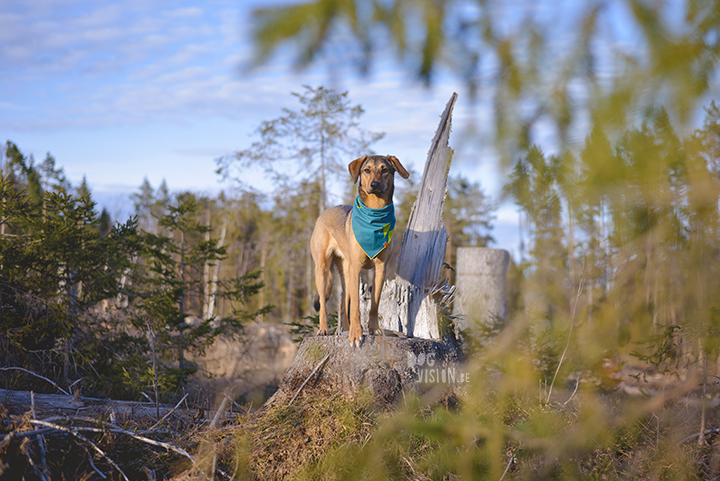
212,390,379,480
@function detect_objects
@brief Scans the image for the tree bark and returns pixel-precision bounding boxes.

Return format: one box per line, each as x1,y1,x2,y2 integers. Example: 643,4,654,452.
206,218,227,322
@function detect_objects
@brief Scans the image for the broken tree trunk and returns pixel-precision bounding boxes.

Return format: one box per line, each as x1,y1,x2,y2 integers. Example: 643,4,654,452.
369,92,457,339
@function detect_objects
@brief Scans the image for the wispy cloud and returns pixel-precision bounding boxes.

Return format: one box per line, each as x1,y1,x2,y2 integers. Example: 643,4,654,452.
0,0,249,129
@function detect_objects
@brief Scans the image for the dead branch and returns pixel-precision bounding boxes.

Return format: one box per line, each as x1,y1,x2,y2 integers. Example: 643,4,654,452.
0,388,195,422
0,367,70,395
31,419,197,465
29,420,130,481
209,394,230,430
546,276,585,403
289,353,331,405
148,392,189,431
0,427,56,442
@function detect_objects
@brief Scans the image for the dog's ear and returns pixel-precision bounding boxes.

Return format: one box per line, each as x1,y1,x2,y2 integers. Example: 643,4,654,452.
348,155,367,183
387,155,410,179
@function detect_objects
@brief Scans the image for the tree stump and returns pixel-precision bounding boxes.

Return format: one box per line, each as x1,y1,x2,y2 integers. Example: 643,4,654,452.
454,247,510,330
266,335,465,407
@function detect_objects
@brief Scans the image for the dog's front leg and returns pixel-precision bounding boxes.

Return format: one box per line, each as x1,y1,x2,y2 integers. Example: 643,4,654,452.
346,263,363,347
368,260,385,335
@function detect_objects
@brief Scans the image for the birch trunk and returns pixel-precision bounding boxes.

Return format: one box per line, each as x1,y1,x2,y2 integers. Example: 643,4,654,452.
205,218,227,322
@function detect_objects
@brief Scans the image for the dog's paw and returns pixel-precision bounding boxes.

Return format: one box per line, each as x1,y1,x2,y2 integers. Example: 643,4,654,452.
317,329,329,336
348,328,363,347
369,328,383,336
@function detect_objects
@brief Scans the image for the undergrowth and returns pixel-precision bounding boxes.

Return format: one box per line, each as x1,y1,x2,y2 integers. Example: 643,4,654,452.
201,361,720,480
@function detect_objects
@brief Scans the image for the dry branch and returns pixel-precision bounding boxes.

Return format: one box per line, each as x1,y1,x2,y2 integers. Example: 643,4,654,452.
0,367,70,395
149,393,189,431
29,420,131,481
289,353,330,405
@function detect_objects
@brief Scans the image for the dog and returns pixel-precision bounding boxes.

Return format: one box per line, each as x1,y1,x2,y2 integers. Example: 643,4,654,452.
311,154,409,347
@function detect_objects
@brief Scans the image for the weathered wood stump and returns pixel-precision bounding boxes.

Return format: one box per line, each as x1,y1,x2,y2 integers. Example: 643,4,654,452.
454,247,510,330
266,335,465,407
375,93,457,339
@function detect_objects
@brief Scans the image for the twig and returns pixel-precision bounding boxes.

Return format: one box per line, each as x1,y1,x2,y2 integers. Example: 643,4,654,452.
149,393,189,431
31,419,197,465
679,428,720,446
209,395,230,430
546,277,584,403
147,320,161,419
498,455,514,481
699,340,708,445
23,446,49,481
31,420,129,481
0,367,70,395
289,353,331,405
30,391,50,481
83,445,108,479
0,428,56,441
562,375,581,406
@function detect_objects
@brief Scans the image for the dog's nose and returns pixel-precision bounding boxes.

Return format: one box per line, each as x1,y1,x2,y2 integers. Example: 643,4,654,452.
370,181,382,192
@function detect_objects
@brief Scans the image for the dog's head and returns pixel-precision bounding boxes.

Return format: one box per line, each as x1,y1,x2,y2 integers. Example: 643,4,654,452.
348,155,409,205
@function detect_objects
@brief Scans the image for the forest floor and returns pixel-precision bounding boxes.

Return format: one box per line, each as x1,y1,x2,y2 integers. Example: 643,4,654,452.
3,344,720,480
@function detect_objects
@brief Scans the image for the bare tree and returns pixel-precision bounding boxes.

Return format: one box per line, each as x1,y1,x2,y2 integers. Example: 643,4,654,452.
216,85,383,213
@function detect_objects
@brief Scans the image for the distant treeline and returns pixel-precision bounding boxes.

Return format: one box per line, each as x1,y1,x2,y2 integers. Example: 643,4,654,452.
0,137,494,402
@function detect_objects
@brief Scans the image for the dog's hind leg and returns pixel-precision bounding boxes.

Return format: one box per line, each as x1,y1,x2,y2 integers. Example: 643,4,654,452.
333,257,349,335
313,253,332,336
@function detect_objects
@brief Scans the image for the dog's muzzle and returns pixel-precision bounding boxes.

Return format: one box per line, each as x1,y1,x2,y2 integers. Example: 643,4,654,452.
369,181,383,193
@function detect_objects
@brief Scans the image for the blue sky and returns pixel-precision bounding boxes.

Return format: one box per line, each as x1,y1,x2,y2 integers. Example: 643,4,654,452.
0,0,673,257
0,2,494,188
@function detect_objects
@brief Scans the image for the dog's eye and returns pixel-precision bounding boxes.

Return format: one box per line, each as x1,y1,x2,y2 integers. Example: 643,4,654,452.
364,168,371,173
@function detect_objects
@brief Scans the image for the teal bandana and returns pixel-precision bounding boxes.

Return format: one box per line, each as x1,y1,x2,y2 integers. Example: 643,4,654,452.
351,196,395,259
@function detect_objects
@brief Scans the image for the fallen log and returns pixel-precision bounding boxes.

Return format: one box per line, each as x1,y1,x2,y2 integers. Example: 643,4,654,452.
0,388,196,423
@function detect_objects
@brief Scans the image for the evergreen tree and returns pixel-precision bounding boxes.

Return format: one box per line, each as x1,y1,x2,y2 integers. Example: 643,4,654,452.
125,191,270,398
131,177,156,233
98,207,112,238
0,172,140,388
39,152,71,193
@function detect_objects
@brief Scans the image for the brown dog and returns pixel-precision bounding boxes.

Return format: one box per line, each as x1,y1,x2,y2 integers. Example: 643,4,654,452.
311,155,409,346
